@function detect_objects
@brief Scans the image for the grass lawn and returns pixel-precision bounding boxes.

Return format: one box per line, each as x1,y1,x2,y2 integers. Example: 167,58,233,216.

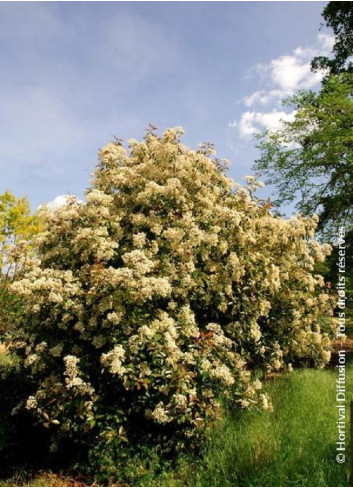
1,358,352,486
189,366,353,487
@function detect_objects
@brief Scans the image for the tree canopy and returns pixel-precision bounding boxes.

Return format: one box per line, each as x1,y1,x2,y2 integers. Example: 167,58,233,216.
312,1,353,75
254,73,353,239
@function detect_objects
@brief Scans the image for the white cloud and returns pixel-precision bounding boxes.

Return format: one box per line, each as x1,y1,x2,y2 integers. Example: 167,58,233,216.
238,110,296,139
242,89,286,107
243,33,333,108
44,194,72,210
268,54,321,92
228,119,237,128
234,33,333,138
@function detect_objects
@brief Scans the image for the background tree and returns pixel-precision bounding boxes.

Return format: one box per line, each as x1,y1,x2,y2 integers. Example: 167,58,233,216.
254,74,353,239
0,191,40,340
254,1,353,310
312,1,353,75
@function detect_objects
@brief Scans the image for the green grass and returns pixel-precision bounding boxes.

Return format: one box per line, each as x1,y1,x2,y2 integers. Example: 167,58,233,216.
1,360,352,486
183,366,353,487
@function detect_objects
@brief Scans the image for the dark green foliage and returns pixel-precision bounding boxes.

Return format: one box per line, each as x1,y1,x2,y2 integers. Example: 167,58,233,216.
312,2,353,76
0,354,50,475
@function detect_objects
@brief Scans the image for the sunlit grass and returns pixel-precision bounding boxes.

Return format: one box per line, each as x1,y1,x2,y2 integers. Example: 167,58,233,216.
188,366,353,487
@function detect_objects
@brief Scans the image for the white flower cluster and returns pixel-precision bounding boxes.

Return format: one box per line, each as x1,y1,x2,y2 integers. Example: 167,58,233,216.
64,355,94,396
101,345,126,376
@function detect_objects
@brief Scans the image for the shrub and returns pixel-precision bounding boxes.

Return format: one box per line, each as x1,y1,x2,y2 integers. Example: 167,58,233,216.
10,127,334,459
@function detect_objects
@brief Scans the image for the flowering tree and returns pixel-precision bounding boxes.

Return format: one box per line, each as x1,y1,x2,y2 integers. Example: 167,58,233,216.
11,127,334,455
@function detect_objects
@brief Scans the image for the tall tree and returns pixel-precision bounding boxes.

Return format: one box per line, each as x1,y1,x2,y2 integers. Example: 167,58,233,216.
312,1,353,75
254,74,353,239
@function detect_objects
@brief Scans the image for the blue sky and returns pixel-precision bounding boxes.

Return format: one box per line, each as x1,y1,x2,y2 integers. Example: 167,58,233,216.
0,1,332,209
